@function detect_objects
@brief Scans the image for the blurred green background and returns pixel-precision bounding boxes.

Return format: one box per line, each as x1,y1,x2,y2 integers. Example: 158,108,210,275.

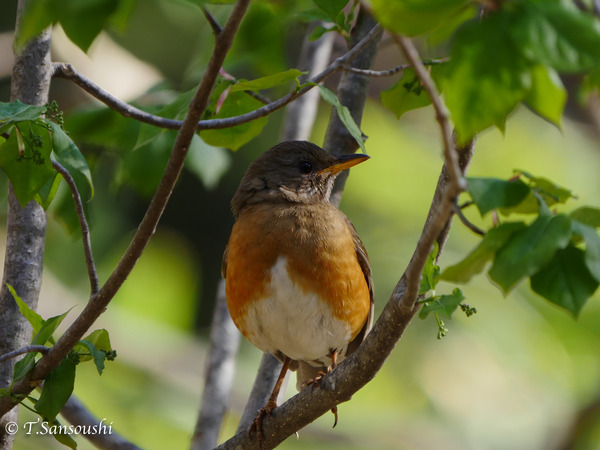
1,1,600,449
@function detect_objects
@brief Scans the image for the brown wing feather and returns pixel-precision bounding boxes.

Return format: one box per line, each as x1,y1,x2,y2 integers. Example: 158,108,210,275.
344,216,374,357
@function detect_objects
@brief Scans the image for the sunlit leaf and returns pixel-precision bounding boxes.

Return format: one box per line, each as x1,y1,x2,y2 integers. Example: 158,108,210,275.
443,11,533,143
370,0,471,36
510,0,600,73
525,65,567,127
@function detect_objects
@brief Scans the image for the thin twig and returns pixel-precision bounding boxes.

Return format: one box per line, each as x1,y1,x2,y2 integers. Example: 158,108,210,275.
394,35,466,312
0,345,49,364
51,160,99,295
51,24,382,132
0,0,252,418
454,202,485,236
202,6,223,36
340,58,447,77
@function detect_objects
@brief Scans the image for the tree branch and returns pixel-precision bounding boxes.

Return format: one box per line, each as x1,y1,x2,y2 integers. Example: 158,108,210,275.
0,1,51,446
191,280,240,450
51,160,99,294
0,0,252,418
340,58,447,77
51,23,382,132
0,345,49,365
60,394,141,450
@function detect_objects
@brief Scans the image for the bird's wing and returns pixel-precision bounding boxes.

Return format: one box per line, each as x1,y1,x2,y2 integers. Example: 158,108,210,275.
344,216,374,357
221,246,228,279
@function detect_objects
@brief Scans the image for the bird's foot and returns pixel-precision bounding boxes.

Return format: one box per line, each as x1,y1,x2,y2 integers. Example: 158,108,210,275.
302,367,339,428
249,399,277,445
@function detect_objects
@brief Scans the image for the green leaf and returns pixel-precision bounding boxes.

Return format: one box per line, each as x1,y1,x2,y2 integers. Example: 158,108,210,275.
572,221,600,282
35,172,62,210
510,0,600,73
318,85,366,153
58,0,120,53
230,69,306,93
35,356,76,421
441,222,527,283
419,288,465,319
77,341,106,375
419,242,440,295
73,329,112,363
370,0,471,36
489,213,573,293
381,67,444,119
32,310,71,347
0,101,46,123
570,206,600,228
6,284,44,335
467,177,531,216
530,244,599,317
525,65,567,127
49,420,78,449
13,353,37,383
312,0,349,22
518,170,575,205
200,91,268,151
48,121,94,200
0,122,55,207
443,11,533,143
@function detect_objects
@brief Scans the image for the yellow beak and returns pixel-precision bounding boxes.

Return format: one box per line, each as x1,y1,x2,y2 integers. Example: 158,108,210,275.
319,153,370,175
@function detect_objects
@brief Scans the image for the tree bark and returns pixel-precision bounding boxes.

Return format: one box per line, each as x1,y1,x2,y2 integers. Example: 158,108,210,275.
0,2,51,449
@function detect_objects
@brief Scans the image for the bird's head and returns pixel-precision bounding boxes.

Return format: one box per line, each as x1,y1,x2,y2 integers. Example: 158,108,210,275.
231,140,369,216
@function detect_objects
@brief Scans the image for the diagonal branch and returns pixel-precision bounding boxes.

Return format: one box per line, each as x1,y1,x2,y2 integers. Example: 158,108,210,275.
51,160,99,294
0,0,252,418
51,24,382,132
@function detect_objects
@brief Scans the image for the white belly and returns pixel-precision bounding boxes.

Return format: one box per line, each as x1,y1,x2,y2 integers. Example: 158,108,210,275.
243,256,352,365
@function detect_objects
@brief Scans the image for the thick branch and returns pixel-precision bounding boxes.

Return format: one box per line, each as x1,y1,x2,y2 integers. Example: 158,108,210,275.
51,160,99,294
51,24,382,132
0,0,251,417
0,1,51,447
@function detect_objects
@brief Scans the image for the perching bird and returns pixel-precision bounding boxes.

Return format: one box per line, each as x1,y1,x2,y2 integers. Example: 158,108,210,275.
222,140,373,438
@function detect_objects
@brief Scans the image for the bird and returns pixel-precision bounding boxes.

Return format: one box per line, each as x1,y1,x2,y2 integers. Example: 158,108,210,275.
222,140,373,440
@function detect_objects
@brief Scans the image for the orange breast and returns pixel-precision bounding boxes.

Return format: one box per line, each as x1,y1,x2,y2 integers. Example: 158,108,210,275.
225,203,370,347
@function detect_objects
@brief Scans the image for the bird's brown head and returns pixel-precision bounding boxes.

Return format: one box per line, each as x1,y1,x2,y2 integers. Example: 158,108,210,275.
231,140,369,216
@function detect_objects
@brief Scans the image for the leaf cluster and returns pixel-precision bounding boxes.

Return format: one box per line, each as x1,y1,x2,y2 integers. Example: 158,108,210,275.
4,285,115,448
443,174,600,316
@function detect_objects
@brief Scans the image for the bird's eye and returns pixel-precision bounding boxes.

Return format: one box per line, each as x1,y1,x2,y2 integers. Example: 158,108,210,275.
298,161,313,174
